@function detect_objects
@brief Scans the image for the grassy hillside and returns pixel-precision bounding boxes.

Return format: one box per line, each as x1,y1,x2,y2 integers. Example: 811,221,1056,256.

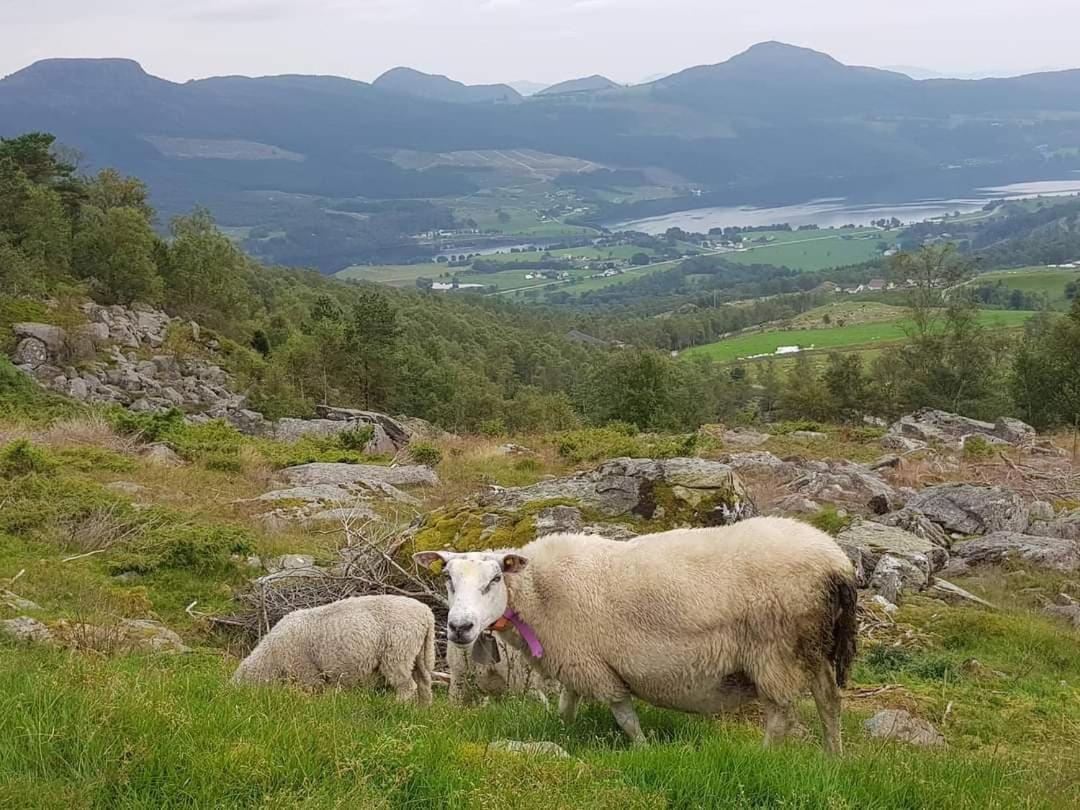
682,309,1035,362
723,229,897,272
1,414,1078,807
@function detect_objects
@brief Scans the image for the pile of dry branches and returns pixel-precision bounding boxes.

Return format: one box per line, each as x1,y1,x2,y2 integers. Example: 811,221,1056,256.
212,513,449,657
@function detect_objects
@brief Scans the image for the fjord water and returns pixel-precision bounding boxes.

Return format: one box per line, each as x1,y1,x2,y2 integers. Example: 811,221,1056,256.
615,176,1080,234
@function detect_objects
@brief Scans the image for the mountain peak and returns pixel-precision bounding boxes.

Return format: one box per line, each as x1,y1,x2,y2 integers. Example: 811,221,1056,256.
373,67,521,104
727,41,845,70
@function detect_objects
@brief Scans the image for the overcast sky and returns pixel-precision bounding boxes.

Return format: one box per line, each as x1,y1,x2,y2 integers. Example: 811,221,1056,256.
3,0,1078,85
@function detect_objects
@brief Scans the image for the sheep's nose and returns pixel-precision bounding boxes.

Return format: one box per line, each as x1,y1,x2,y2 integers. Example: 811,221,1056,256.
448,619,474,636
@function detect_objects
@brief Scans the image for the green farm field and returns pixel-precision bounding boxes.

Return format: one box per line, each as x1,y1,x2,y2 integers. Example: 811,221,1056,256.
682,309,1036,362
975,266,1080,310
723,228,898,272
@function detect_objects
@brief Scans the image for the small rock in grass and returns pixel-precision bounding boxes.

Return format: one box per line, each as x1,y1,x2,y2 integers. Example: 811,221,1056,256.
487,740,570,759
1,616,54,644
864,709,946,748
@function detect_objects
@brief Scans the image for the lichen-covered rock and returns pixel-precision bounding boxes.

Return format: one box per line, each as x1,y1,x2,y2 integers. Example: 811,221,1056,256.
784,459,899,511
1028,508,1080,542
533,505,583,536
0,616,54,644
279,463,438,489
12,337,48,368
12,322,67,353
481,457,756,525
944,531,1080,574
140,443,184,467
883,408,1035,449
864,709,946,747
906,484,1030,536
874,507,951,549
836,519,946,590
869,553,930,605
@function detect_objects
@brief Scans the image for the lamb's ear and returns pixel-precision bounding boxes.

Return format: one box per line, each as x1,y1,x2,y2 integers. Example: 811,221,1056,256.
500,553,528,573
471,634,501,665
413,551,451,571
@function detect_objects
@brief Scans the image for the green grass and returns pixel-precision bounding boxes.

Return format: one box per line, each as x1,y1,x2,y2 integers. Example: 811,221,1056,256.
682,310,1036,362
0,641,1073,809
975,267,1080,310
334,264,443,286
724,229,897,272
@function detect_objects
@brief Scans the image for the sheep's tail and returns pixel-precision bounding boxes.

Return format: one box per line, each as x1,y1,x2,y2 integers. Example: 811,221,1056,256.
827,571,858,687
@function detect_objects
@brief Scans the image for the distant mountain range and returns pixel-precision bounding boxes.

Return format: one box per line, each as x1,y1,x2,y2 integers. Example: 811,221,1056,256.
4,40,1080,267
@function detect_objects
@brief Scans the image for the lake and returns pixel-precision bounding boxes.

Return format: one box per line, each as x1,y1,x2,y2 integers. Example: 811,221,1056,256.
612,176,1080,234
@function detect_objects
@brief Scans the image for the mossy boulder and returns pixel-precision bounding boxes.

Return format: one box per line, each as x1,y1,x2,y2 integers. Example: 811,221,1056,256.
409,458,756,554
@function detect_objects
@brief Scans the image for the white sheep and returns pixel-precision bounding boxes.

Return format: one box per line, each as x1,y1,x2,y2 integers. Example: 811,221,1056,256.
231,595,435,704
415,516,857,752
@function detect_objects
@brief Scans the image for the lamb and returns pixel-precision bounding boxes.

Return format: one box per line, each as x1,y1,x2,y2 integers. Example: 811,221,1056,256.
415,516,857,752
231,595,435,704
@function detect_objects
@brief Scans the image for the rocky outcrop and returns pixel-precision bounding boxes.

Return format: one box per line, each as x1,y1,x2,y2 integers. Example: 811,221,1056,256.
272,408,413,455
279,463,438,489
944,531,1080,574
1028,508,1080,542
905,484,1030,536
836,520,945,603
864,709,946,747
481,457,757,525
881,409,1035,451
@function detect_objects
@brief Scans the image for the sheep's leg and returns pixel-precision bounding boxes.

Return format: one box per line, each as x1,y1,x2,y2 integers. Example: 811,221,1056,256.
610,699,647,747
761,698,795,747
809,663,843,756
559,688,581,724
413,660,433,707
380,660,419,704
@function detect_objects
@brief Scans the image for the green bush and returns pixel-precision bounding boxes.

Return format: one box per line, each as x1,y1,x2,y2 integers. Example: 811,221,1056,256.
0,440,56,478
807,505,852,536
963,435,997,460
408,442,443,467
770,419,823,435
478,418,507,437
555,427,693,463
337,423,375,451
109,520,254,576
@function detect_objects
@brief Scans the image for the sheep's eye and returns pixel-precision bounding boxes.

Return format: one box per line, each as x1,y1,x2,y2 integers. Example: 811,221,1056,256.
481,573,501,594
491,574,502,584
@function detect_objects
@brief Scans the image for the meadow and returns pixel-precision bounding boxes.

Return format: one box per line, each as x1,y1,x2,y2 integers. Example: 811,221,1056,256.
975,266,1080,310
682,309,1035,362
723,228,898,272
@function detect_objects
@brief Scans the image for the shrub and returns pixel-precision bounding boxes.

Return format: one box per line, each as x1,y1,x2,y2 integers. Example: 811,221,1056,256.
808,505,852,536
479,418,507,437
0,440,56,478
963,435,996,460
337,424,375,452
770,419,823,435
555,427,692,463
109,520,254,576
408,442,443,467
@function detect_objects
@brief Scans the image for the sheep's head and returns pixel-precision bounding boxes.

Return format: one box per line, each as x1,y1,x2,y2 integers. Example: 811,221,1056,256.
413,550,528,647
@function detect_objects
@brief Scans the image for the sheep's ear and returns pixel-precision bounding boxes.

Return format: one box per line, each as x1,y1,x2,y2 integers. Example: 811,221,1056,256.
413,551,451,571
500,553,528,573
471,634,501,665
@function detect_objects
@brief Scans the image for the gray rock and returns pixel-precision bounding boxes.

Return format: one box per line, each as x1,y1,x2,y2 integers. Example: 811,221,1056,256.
257,484,365,505
279,463,438,489
722,451,796,476
837,519,947,580
721,429,770,447
771,494,822,515
534,506,584,536
884,408,1035,449
1029,508,1080,542
790,430,828,440
66,377,90,400
118,619,190,653
1,616,54,644
906,484,1030,536
487,740,570,759
1,590,41,611
305,506,378,523
140,443,184,467
105,481,148,495
1044,604,1080,628
12,322,66,353
364,424,399,455
267,554,316,573
869,553,930,605
12,337,48,368
785,459,899,510
946,531,1080,573
880,434,928,452
482,457,756,524
864,709,946,747
875,508,952,549
1028,501,1056,524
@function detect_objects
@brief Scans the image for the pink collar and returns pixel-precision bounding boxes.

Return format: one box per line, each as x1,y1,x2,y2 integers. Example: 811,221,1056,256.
501,608,544,658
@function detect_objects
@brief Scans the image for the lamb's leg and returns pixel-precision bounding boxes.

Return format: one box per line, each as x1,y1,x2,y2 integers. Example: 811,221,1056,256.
413,659,433,707
809,663,843,756
761,698,795,747
559,688,581,724
380,660,419,703
610,699,647,747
